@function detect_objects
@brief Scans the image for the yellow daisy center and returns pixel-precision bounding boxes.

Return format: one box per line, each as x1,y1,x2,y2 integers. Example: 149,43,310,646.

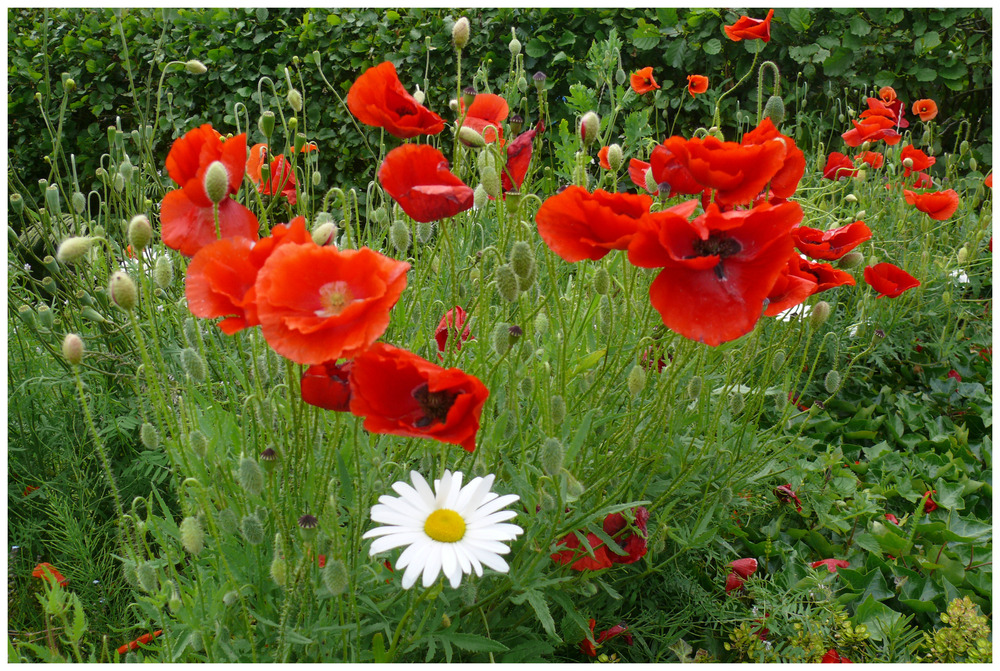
424,509,466,543
316,280,354,317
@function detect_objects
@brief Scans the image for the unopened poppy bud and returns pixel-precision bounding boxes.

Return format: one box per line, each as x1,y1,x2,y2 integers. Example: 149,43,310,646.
517,76,528,93
520,376,533,397
598,294,612,336
533,71,547,91
449,98,459,113
389,219,410,253
854,169,867,182
182,348,207,383
957,245,969,264
452,16,470,49
288,116,298,132
412,85,425,105
109,271,138,311
845,194,857,203
297,514,319,541
809,301,831,328
458,125,486,148
259,111,276,139
189,430,208,458
772,349,787,372
270,557,287,586
606,143,624,171
180,516,205,554
509,241,535,280
902,157,914,169
114,173,125,192
534,311,549,335
969,158,977,171
550,394,566,426
616,68,626,85
372,206,388,224
564,471,585,500
959,140,970,155
64,77,76,92
56,236,94,263
416,220,434,244
491,321,513,356
593,266,610,295
579,111,600,147
71,191,86,214
509,114,524,136
837,113,846,123
473,184,489,208
184,59,207,75
824,370,841,394
540,437,564,476
44,185,61,216
855,210,866,219
216,509,238,536
240,514,265,545
838,251,864,269
687,375,703,400
36,305,54,329
153,254,174,289
312,221,338,246
509,29,522,56
729,390,745,415
644,167,659,194
62,333,84,365
128,215,153,251
322,558,349,596
941,291,952,305
763,95,785,127
287,88,303,112
627,364,647,397
10,193,24,215
239,456,264,498
203,161,229,204
861,140,871,152
482,166,502,199
136,561,157,593
140,422,159,450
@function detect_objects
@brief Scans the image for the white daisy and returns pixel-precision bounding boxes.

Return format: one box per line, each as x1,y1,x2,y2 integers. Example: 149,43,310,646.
362,470,523,589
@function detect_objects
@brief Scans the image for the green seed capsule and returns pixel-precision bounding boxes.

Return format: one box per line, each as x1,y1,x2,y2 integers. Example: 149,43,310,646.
136,561,158,593
495,264,519,302
627,364,647,397
181,348,207,383
140,422,159,450
509,241,535,280
389,219,410,253
687,375,703,401
593,267,610,295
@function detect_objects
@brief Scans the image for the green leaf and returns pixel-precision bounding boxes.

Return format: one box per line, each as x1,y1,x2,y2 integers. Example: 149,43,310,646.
914,31,941,54
656,8,678,27
524,590,559,641
437,632,509,654
632,19,661,50
870,521,912,556
372,633,388,663
823,47,856,77
914,67,937,82
663,39,686,68
853,532,883,556
501,640,555,663
849,16,871,36
786,8,812,31
525,38,547,59
255,7,268,22
702,38,721,55
853,595,903,641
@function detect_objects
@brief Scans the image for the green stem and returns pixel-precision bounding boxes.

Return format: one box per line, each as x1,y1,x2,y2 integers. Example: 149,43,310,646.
712,49,761,131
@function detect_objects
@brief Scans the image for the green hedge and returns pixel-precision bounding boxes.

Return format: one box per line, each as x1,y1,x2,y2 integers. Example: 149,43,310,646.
8,7,992,203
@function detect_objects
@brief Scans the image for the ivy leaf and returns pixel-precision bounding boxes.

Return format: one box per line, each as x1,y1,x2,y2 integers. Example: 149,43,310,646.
852,595,903,641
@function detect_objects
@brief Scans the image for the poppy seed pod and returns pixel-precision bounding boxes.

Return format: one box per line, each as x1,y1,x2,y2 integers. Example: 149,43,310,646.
62,333,84,365
153,254,174,289
550,394,566,426
259,110,276,138
540,437,564,476
495,264,519,302
109,271,138,311
533,71,547,91
180,516,205,554
240,514,265,545
452,16,470,50
56,236,94,264
128,215,153,251
10,193,24,215
412,84,425,105
140,422,159,450
36,305,54,329
824,370,841,394
288,116,298,132
322,558,349,595
297,514,319,541
509,241,535,280
593,266,610,295
389,219,411,253
627,364,647,397
579,111,600,147
238,456,264,498
509,114,524,136
809,301,832,328
184,59,207,75
763,95,785,127
838,251,864,269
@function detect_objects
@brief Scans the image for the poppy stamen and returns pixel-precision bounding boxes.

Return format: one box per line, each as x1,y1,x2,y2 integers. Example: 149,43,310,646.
412,383,460,427
316,281,355,317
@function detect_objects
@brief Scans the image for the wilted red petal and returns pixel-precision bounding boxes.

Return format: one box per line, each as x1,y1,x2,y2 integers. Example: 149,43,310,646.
628,159,651,192
502,125,540,191
811,558,850,573
729,557,758,579
552,531,613,571
902,188,959,220
823,152,858,180
822,649,853,663
725,571,745,594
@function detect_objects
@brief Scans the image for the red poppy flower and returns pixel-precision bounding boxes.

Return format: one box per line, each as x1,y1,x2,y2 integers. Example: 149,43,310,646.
947,369,962,383
536,186,653,262
347,61,444,138
900,145,936,177
579,620,632,657
861,97,907,129
741,118,805,198
856,151,885,169
161,125,259,257
863,262,920,298
260,155,297,205
823,152,858,180
725,571,746,594
885,513,900,525
923,490,938,513
301,360,353,411
551,531,613,571
32,562,68,587
597,146,611,170
378,144,474,223
501,123,542,192
841,116,901,148
908,172,935,189
602,506,649,564
318,554,327,568
878,86,897,104
723,8,775,42
628,201,802,347
435,306,471,354
660,134,787,206
461,93,509,145
23,484,38,496
293,140,318,154
687,74,709,97
630,67,659,95
255,244,410,364
903,188,959,220
648,143,704,197
763,258,817,317
348,343,489,452
729,557,758,579
811,558,850,573
629,159,652,192
986,173,993,188
911,99,938,122
247,142,268,184
792,255,856,294
773,484,802,512
822,649,853,663
792,221,871,261
117,631,163,656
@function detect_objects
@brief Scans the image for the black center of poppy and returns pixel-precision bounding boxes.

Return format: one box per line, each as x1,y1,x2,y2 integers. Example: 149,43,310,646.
692,233,742,259
412,383,460,428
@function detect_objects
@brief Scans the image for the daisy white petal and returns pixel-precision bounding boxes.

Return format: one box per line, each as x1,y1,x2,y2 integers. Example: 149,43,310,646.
369,532,426,555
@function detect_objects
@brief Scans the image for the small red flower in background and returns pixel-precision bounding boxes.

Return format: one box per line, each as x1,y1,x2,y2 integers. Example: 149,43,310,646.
923,490,938,513
947,369,962,383
32,562,68,587
724,8,775,42
864,262,920,298
501,123,542,192
856,151,885,169
255,244,410,364
823,152,858,180
774,484,803,513
536,186,653,262
579,620,633,657
841,115,901,148
911,99,938,122
899,145,936,177
161,124,259,257
885,513,900,525
23,484,39,496
597,146,611,170
792,221,872,261
725,571,746,595
348,343,489,452
903,188,960,221
318,554,327,568
628,159,652,192
117,630,163,656
907,171,935,189
878,86,897,104
379,144,474,223
347,61,444,139
811,558,850,573
729,557,758,578
553,507,649,570
247,142,268,184
791,255,856,295
301,360,353,411
552,531,612,571
986,173,992,188
435,306,472,355
822,649,853,663
687,74,709,97
630,67,659,95
461,93,509,145
764,259,817,317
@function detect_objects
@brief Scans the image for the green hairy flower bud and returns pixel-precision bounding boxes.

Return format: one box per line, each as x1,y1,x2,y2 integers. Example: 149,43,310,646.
509,29,522,57
481,165,502,198
763,95,785,127
534,311,549,336
452,17,470,50
140,422,159,450
809,301,831,328
687,375,703,401
312,221,338,246
509,241,535,280
593,266,610,295
519,376,533,397
579,111,600,148
259,111,276,138
240,514,265,545
616,68,626,85
473,184,489,209
322,558,349,596
287,89,303,113
136,561,158,593
540,437,564,477
598,294,613,336
627,364,647,397
71,191,86,214
607,143,624,171
128,215,153,251
113,173,125,192
44,185,61,216
772,350,787,372
838,251,864,269
154,254,174,289
495,264,519,302
216,508,238,536
62,333,84,365
109,271,138,311
189,430,208,459
824,370,842,394
181,348,207,383
239,456,265,498
644,166,658,194
184,59,207,75
491,322,513,356
270,557,288,586
203,161,229,204
729,390,745,415
458,125,486,148
564,471,585,500
180,516,205,555
56,236,94,264
416,220,434,244
957,245,969,265
550,395,566,426
389,219,410,253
